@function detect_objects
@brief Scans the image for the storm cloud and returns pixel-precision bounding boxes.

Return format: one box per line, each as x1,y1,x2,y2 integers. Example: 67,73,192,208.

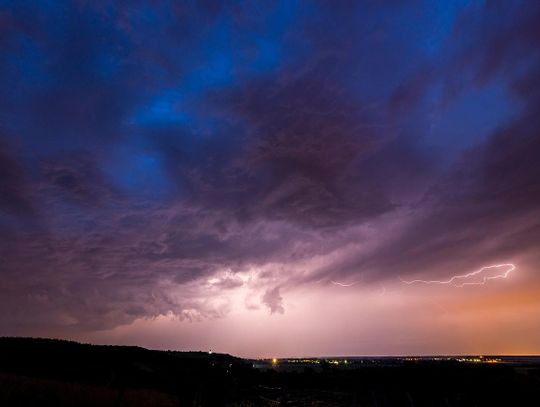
1,0,540,349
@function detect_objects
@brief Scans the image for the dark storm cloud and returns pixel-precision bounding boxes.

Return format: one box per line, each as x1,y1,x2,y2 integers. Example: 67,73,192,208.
40,151,117,206
154,57,398,228
353,100,540,281
0,2,140,152
1,0,539,332
316,0,540,282
453,0,540,86
0,142,34,216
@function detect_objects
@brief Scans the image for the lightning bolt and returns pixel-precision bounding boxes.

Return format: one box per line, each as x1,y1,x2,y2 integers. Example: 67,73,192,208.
331,280,357,287
399,263,516,287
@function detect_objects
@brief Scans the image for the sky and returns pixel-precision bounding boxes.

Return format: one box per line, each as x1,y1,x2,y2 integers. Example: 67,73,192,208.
1,0,540,358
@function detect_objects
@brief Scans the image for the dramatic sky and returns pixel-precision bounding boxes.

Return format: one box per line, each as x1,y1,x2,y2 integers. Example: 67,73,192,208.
1,0,540,357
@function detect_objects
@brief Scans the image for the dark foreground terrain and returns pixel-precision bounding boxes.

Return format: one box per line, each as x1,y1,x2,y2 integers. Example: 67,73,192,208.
0,338,539,406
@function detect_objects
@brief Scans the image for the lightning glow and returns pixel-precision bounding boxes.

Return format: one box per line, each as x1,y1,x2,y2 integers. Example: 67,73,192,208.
399,263,516,287
331,280,357,287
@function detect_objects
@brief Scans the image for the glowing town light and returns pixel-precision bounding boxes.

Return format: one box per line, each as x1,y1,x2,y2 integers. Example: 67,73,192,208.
399,263,516,287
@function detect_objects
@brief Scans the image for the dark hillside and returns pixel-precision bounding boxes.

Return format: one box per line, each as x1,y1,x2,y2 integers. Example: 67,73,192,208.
0,337,254,406
1,337,540,406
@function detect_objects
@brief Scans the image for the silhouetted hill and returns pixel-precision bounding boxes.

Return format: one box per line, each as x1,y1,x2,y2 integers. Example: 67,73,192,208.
1,337,540,406
0,337,252,406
